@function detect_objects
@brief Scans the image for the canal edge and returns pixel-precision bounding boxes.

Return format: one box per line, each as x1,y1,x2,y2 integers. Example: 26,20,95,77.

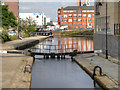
73,55,118,89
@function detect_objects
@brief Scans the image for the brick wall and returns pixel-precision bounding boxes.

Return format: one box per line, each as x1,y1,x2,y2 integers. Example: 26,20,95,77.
5,2,19,18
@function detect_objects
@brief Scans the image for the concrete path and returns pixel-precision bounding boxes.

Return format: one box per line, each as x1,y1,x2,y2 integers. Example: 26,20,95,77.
1,54,33,88
0,36,48,88
73,53,119,89
81,54,118,82
0,36,48,50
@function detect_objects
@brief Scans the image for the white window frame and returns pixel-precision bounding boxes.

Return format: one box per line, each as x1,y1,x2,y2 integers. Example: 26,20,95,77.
73,14,77,17
69,14,72,17
64,14,67,18
78,14,82,17
88,14,91,17
83,14,86,17
78,19,82,22
69,19,72,22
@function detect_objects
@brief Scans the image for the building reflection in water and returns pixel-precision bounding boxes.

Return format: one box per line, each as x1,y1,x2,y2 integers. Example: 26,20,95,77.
58,37,93,53
34,37,93,53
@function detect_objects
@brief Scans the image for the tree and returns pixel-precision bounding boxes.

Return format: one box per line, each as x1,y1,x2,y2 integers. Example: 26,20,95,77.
2,5,17,29
19,17,38,36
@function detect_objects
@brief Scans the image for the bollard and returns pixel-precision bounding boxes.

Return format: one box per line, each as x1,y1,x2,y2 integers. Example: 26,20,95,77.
61,55,64,59
57,55,60,59
63,55,65,59
46,55,49,59
24,65,31,73
44,54,46,59
71,56,74,62
51,53,55,58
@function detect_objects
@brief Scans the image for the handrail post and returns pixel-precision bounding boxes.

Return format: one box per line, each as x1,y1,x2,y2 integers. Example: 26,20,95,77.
24,65,31,73
93,66,102,87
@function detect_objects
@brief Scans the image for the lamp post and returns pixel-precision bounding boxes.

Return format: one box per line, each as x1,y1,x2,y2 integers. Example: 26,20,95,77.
106,1,108,59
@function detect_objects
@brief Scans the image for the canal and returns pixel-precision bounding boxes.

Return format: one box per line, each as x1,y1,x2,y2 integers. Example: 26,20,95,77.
31,36,99,88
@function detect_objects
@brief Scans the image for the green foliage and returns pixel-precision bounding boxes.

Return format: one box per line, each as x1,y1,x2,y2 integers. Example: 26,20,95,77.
18,17,37,36
9,35,18,40
0,29,11,43
2,5,17,29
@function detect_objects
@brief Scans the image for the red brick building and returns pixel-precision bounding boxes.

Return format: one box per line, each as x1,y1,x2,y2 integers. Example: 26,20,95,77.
5,0,19,18
58,6,94,30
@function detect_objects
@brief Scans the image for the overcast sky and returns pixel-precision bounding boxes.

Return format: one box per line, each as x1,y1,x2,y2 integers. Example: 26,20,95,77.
19,0,94,22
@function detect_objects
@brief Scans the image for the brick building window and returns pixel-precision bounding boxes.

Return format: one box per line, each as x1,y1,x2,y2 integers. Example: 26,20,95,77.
73,10,77,12
79,11,81,13
83,19,86,22
74,23,77,26
83,14,86,17
78,19,82,22
82,10,87,12
89,23,91,26
83,23,86,26
78,14,82,17
73,14,77,17
64,23,67,26
93,14,94,17
68,19,72,22
79,23,82,25
69,14,72,17
64,19,67,22
64,14,67,18
73,19,77,22
88,14,91,17
69,23,72,26
58,11,60,13
88,19,91,22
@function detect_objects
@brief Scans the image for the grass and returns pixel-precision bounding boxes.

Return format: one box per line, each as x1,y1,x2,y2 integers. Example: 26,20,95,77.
61,30,94,36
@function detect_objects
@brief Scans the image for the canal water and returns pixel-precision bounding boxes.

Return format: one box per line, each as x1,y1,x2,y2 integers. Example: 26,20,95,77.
31,36,98,88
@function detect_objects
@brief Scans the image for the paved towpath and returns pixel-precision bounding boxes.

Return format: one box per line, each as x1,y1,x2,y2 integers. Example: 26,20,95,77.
0,36,48,50
0,36,48,88
74,53,119,89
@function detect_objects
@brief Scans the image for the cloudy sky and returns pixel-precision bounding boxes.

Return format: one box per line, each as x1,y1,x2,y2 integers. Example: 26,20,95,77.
19,0,94,21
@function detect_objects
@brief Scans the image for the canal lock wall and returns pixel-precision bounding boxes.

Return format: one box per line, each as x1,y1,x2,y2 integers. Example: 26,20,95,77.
72,55,118,89
1,36,49,88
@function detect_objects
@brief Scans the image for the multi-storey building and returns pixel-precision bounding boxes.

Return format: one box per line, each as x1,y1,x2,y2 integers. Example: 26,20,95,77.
1,0,19,18
58,6,94,30
94,1,120,59
19,13,50,26
77,0,90,6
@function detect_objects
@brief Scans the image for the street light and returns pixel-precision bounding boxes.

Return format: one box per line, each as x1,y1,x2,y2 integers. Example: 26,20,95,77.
106,1,108,59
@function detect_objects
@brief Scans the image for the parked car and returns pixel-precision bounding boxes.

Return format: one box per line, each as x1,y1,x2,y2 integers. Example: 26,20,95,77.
8,31,17,36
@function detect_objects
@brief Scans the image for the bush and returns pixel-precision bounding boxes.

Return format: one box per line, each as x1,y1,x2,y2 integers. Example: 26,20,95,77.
0,29,11,43
9,35,18,40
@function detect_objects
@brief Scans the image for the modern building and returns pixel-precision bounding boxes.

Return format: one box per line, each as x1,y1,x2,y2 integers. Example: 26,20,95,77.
19,13,49,26
94,1,120,59
58,6,94,30
77,0,92,6
1,0,19,18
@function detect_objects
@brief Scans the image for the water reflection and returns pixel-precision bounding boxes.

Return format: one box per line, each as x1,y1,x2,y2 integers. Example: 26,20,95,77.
31,36,101,88
32,37,93,53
